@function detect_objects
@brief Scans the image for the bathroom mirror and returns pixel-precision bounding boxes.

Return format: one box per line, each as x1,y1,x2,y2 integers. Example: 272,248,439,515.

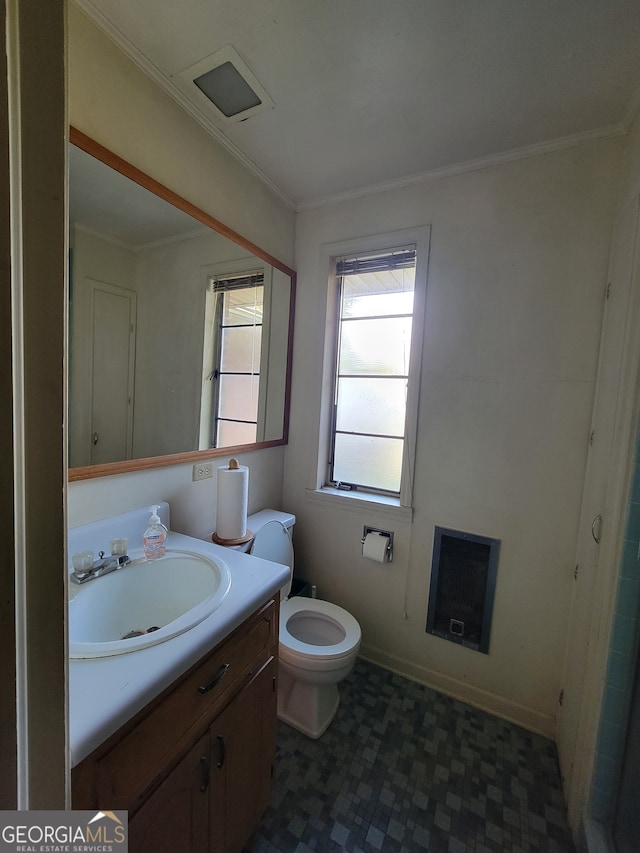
68,128,295,481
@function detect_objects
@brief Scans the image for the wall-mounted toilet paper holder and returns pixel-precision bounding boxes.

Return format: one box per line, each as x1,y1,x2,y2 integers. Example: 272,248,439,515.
361,526,394,562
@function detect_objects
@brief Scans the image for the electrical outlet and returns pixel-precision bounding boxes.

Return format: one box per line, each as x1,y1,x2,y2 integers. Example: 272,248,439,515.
192,461,214,482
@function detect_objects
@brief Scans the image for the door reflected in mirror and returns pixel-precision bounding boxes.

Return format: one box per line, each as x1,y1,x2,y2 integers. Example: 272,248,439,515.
68,130,295,479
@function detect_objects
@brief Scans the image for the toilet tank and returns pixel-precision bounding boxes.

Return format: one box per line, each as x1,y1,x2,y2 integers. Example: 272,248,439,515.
247,509,296,600
247,509,295,535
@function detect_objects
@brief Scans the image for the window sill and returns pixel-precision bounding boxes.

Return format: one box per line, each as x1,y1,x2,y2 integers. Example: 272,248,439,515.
305,487,413,523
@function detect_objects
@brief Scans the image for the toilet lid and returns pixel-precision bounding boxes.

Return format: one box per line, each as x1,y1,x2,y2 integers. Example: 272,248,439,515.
279,597,361,664
250,521,294,599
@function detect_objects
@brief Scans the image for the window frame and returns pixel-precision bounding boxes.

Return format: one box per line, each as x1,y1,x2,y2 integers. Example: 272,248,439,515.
319,226,431,509
329,246,417,496
199,259,271,451
210,274,264,448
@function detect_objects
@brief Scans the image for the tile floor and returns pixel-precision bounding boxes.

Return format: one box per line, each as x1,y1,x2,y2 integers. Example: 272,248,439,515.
245,658,575,853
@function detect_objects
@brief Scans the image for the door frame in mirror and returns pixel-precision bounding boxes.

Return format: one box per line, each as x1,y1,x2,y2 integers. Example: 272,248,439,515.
68,127,296,482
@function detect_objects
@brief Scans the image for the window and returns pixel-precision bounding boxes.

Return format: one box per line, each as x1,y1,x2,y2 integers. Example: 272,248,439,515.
329,246,418,495
203,272,263,448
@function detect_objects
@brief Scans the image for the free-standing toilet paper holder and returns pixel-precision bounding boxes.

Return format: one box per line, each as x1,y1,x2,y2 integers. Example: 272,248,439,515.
361,526,394,562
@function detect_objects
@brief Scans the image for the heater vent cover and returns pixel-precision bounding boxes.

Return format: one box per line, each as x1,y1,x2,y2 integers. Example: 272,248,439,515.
426,526,500,654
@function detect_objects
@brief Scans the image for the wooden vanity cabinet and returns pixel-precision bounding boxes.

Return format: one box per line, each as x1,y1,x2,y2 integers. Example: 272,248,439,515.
127,732,210,852
207,658,277,853
72,597,278,853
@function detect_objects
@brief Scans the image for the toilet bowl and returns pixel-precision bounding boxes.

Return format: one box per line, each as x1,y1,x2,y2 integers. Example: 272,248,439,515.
248,510,361,738
278,596,361,737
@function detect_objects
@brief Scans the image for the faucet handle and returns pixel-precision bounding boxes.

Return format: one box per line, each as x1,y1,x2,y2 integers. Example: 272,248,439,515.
72,550,94,572
110,537,128,557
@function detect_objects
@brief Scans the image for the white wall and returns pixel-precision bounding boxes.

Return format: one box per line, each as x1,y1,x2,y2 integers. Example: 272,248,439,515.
285,139,623,735
67,5,295,533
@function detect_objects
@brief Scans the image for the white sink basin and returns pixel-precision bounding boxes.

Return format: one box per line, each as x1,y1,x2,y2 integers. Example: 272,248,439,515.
68,549,232,658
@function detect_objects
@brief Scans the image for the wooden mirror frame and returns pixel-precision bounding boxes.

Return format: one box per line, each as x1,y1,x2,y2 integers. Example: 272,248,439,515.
68,127,296,482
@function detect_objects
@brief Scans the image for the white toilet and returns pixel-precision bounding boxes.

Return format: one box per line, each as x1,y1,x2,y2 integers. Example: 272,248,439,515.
246,509,361,739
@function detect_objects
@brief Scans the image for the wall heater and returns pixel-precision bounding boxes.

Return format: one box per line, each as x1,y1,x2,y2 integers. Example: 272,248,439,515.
426,526,500,654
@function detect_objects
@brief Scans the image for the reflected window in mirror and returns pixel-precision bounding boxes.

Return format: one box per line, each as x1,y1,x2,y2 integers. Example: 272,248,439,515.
201,271,264,448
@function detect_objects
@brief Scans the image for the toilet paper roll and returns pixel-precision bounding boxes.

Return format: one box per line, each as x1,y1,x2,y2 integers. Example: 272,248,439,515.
215,460,249,540
362,531,389,563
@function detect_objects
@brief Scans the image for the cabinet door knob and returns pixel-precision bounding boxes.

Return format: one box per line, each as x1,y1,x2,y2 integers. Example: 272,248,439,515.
198,663,230,694
200,755,210,792
216,734,225,770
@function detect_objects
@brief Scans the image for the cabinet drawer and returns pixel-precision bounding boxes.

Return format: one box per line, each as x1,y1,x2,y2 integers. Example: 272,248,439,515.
74,597,277,811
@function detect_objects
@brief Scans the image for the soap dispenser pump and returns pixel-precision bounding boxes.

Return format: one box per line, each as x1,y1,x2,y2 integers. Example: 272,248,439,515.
143,505,167,559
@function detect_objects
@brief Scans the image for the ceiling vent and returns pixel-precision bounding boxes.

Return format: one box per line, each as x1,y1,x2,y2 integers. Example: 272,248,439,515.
174,45,274,124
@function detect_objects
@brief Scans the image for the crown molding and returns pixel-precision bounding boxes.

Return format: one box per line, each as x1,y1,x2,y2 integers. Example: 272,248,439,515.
72,0,297,211
73,219,209,253
296,123,627,212
72,221,135,251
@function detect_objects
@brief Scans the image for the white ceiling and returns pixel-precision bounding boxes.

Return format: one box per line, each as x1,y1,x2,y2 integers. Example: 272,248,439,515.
75,0,640,209
69,145,206,247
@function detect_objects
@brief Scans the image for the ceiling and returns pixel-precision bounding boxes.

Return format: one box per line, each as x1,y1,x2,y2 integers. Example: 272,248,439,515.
75,0,640,209
70,144,205,247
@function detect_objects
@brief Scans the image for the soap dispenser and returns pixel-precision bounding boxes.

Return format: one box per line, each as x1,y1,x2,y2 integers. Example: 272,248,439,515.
143,506,167,559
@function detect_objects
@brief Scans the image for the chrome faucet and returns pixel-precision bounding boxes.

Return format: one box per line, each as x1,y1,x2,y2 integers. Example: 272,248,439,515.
70,550,131,584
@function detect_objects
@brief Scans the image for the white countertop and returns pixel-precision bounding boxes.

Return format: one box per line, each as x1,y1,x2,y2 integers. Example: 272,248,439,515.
69,529,288,767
